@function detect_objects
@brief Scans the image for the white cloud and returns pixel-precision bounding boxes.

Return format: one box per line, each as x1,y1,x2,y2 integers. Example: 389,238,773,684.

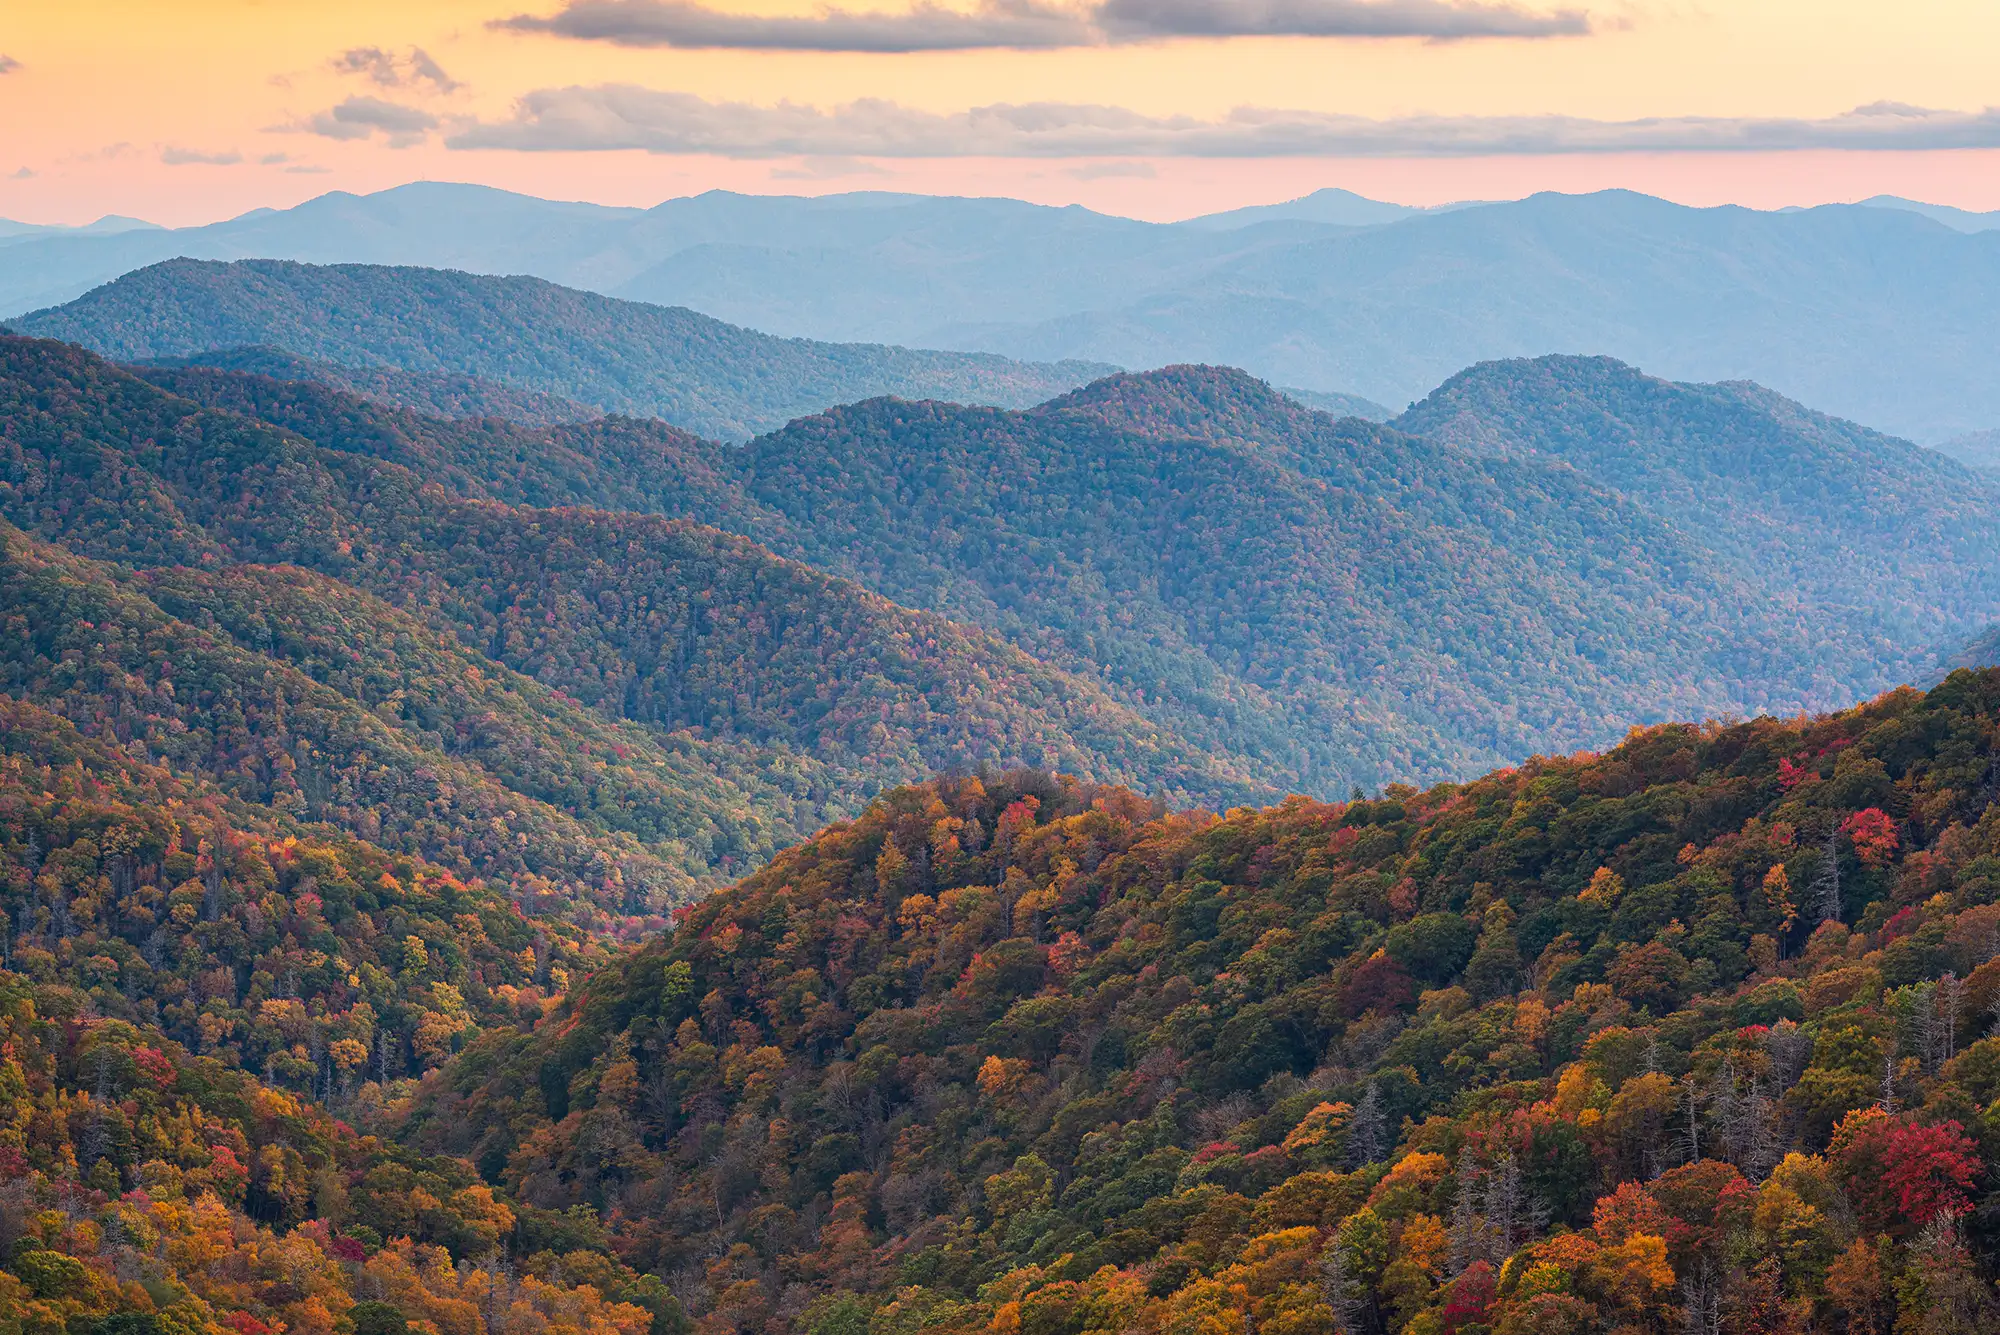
448,87,2000,159
494,0,1588,51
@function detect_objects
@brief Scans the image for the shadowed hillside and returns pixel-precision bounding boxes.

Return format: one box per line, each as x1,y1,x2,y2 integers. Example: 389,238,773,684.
0,337,1270,862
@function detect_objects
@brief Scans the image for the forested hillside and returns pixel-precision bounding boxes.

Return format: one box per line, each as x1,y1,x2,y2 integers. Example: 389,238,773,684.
695,364,2000,788
402,670,2000,1335
0,524,826,909
145,346,604,426
12,260,1114,440
0,692,701,1335
111,351,2000,795
0,336,1264,842
1395,356,2000,657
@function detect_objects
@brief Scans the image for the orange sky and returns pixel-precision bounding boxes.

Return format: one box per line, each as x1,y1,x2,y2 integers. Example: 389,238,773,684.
3,0,1999,224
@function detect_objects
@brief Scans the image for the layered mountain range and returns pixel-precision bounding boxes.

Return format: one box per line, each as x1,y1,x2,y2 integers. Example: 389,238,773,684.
11,258,1110,440
8,257,2000,819
10,183,2000,439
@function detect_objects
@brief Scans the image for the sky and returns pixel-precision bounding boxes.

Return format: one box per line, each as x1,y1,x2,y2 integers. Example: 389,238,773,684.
3,0,2000,225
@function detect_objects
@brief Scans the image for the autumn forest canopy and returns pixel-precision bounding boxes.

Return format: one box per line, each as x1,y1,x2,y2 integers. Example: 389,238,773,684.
6,260,2000,1335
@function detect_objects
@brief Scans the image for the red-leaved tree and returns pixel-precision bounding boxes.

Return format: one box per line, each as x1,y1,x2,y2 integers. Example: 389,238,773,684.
1831,1108,1981,1234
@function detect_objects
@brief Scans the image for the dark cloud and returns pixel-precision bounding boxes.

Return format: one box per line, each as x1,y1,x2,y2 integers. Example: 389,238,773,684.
496,0,1089,51
493,0,1586,51
448,87,2000,158
161,147,245,166
0,56,20,74
332,46,400,83
307,96,441,148
331,45,460,92
1098,0,1588,38
407,49,460,92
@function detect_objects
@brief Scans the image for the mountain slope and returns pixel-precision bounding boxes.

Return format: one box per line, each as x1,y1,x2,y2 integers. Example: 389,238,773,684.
1393,355,2000,656
708,381,1737,788
106,354,1745,788
405,670,2000,1334
127,357,738,515
687,364,2000,787
0,521,804,911
0,691,705,1334
0,335,1265,820
13,259,1114,439
145,344,604,425
126,352,2000,793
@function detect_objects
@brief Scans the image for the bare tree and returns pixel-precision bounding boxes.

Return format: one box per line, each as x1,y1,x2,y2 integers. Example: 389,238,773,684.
1447,1154,1484,1276
1348,1082,1387,1167
1680,1259,1723,1335
1680,1074,1703,1163
1481,1152,1544,1262
1708,1057,1739,1160
1762,1020,1812,1094
1319,1244,1367,1335
1738,1082,1782,1180
1809,823,1842,924
1937,972,1965,1069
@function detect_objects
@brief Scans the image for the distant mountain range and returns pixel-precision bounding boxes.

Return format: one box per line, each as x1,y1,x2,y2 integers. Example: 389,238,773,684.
12,258,1113,439
8,182,2000,438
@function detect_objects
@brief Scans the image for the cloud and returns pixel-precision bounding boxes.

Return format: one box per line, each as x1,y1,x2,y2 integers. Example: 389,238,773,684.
1099,0,1589,38
407,49,460,92
10,168,34,180
306,96,441,147
161,147,245,166
448,87,2000,158
331,45,460,93
493,0,1587,51
0,55,19,74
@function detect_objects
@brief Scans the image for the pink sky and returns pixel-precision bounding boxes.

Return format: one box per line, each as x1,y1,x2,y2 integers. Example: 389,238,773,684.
5,1,2000,225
